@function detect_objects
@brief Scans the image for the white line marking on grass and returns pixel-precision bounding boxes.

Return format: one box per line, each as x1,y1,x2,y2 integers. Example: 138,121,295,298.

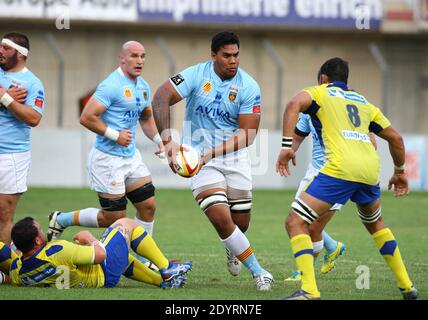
177,254,428,267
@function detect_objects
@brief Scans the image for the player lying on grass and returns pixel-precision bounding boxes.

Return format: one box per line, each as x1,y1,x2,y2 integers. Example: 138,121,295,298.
0,217,192,288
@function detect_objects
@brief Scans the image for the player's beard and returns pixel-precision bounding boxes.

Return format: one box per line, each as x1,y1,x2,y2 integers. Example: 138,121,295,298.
0,52,18,71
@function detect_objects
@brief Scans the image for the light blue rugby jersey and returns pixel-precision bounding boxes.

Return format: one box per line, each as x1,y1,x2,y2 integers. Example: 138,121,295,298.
170,60,261,155
93,68,150,158
0,67,44,153
295,113,325,170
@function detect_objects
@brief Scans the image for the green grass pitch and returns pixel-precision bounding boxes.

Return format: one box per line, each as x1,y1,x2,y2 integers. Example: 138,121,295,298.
0,188,426,300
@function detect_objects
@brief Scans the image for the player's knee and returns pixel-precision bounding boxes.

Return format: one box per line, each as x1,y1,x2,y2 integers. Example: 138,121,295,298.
308,220,323,238
233,216,250,233
0,200,14,215
126,183,155,204
112,217,135,234
99,211,126,226
198,191,229,213
285,212,301,232
140,197,156,213
114,217,134,226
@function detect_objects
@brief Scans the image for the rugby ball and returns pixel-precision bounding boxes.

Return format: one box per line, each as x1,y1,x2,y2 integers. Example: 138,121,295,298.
175,144,200,178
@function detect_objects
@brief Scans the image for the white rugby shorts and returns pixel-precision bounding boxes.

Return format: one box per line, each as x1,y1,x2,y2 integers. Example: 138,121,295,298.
0,151,31,194
190,154,252,197
87,147,151,195
296,163,342,212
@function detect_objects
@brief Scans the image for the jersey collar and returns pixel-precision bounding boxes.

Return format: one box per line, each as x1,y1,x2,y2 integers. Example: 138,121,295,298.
327,81,349,91
117,67,138,84
0,66,28,75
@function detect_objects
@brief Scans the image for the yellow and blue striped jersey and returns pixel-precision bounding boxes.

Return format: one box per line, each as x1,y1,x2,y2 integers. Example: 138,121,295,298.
303,82,391,185
9,240,105,288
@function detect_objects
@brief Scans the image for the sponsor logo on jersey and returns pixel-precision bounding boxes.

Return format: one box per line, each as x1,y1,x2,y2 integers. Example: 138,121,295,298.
143,91,148,101
171,74,184,86
123,88,133,100
21,264,56,286
34,98,44,109
202,81,212,94
195,105,230,121
229,87,238,102
342,130,371,143
252,104,261,114
124,109,141,122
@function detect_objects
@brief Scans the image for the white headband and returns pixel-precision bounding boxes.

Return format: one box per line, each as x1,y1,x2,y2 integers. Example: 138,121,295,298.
1,38,28,57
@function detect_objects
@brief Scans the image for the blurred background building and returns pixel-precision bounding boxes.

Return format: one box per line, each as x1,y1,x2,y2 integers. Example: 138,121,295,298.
1,0,427,189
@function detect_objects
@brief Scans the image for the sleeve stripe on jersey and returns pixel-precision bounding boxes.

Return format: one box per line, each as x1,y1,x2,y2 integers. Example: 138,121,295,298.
295,127,310,137
303,100,320,116
369,121,385,134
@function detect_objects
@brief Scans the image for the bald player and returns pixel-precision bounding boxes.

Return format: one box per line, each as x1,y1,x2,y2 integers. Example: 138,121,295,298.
48,41,164,267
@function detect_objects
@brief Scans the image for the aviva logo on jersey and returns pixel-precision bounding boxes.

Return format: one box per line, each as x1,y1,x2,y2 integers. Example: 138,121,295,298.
195,105,230,121
124,108,141,123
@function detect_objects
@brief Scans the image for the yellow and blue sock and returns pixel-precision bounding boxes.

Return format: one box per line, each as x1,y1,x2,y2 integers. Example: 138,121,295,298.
130,226,169,270
290,234,320,297
123,255,162,286
373,228,413,291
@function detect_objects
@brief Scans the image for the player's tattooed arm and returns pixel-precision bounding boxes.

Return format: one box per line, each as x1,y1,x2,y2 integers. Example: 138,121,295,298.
152,81,182,143
152,81,185,172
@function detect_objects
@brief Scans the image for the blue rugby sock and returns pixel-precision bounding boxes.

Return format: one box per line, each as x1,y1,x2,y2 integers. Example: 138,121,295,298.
322,231,338,254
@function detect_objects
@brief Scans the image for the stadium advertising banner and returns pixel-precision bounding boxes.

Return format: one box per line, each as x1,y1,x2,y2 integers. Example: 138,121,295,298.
0,0,137,21
0,0,382,28
404,135,427,190
137,0,383,28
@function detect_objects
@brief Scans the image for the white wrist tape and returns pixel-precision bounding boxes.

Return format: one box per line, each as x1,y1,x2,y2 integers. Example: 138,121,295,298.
0,270,6,284
0,93,14,108
93,241,106,251
394,164,405,171
281,136,293,149
104,127,120,141
91,241,106,264
153,133,162,146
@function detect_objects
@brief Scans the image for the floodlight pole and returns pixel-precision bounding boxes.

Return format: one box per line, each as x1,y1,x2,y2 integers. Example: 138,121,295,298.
155,36,177,126
263,39,284,130
46,33,65,128
369,43,390,117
